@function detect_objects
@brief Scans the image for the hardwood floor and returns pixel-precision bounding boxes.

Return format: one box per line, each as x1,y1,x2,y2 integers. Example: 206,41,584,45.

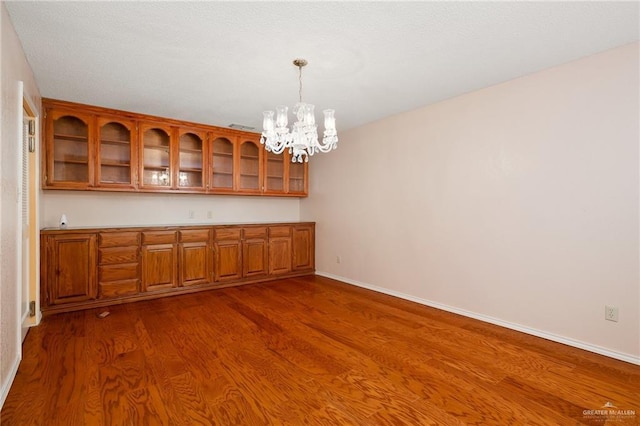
2,275,639,425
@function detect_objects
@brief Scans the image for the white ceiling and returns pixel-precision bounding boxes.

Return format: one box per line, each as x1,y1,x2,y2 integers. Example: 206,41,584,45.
6,1,639,133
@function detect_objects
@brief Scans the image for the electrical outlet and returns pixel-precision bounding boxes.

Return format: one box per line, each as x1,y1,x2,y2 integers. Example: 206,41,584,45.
336,256,341,264
605,306,619,322
188,210,195,219
207,211,213,219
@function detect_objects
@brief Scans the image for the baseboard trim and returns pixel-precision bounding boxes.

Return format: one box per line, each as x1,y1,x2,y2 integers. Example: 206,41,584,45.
0,355,20,410
316,271,640,366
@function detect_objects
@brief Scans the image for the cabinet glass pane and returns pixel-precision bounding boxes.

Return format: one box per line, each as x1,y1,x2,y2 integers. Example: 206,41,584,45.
99,122,131,184
289,161,305,193
239,141,259,190
211,137,233,189
53,115,89,182
265,151,284,191
142,128,171,187
178,132,203,188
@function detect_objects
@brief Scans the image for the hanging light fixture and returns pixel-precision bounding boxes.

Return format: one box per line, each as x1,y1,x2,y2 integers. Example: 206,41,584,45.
261,58,338,163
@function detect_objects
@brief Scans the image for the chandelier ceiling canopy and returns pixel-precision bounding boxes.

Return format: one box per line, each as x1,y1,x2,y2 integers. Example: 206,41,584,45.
260,58,338,163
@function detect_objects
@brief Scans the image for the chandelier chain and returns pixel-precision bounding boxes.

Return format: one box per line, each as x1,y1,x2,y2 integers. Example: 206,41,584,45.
298,64,303,103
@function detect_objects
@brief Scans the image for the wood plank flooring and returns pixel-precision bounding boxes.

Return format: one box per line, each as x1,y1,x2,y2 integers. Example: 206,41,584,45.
2,275,639,425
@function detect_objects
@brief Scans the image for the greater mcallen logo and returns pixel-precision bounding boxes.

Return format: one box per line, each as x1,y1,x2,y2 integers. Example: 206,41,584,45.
582,401,636,423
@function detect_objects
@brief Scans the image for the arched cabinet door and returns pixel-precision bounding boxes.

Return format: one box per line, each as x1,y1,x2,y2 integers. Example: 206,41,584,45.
236,137,263,194
96,116,136,189
139,122,173,191
287,154,309,196
45,109,94,188
176,128,207,192
210,134,236,193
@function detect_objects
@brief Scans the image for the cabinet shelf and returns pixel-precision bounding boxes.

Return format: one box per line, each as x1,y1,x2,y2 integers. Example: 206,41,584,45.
180,147,203,154
143,165,170,170
101,161,131,167
54,158,88,165
213,151,233,157
179,167,203,173
213,171,233,176
100,138,130,146
54,133,88,142
144,145,170,152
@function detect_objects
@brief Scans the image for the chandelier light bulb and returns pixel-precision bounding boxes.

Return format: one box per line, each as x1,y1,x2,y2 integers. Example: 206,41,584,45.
260,58,338,163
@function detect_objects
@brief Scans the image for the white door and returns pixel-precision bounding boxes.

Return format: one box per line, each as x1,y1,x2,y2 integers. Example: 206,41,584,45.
20,111,33,336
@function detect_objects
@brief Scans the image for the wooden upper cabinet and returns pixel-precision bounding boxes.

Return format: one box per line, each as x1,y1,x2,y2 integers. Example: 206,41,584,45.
263,151,309,195
237,137,263,194
45,109,94,188
177,128,207,191
139,122,173,190
210,134,236,193
96,116,137,188
42,99,308,196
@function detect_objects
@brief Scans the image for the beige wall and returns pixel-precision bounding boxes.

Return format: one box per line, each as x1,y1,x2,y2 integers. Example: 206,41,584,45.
0,2,41,406
301,43,640,363
40,192,300,228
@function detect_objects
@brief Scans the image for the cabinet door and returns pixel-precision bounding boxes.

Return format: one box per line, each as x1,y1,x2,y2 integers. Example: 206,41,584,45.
142,244,178,291
210,135,235,193
287,157,308,195
263,151,285,195
236,138,263,193
269,237,292,275
243,239,268,277
96,116,137,188
177,128,206,191
45,109,94,188
139,123,173,190
180,242,212,286
46,234,97,305
214,240,242,282
292,226,315,271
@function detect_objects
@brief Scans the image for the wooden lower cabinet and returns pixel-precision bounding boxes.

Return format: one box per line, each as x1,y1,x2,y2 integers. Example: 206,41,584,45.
292,225,315,271
42,233,97,305
180,228,213,286
40,222,314,314
243,226,268,278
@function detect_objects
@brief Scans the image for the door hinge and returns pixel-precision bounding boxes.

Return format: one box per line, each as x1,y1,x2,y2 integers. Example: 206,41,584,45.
28,301,36,317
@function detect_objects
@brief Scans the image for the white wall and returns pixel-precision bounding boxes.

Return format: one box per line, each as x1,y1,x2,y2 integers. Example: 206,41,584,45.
301,43,640,363
0,2,41,407
40,192,300,228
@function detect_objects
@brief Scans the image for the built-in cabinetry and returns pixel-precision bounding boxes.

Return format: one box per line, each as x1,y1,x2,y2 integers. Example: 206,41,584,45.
43,99,308,196
41,222,315,315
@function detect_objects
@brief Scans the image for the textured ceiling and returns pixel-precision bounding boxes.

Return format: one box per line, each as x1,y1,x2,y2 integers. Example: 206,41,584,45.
5,1,639,133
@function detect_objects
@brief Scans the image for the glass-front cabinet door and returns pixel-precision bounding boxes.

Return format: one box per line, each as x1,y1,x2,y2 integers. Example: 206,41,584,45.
177,129,206,191
46,109,94,188
210,134,235,193
140,123,173,190
288,157,308,195
237,137,262,193
264,151,285,195
96,116,136,188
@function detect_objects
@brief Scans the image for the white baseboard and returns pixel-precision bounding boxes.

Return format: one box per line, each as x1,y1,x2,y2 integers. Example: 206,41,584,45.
0,355,20,410
316,271,640,366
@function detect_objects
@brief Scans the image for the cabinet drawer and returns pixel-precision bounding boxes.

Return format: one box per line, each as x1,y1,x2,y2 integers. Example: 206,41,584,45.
269,226,291,238
142,231,177,245
99,232,139,247
243,226,267,239
99,247,138,265
180,229,211,243
215,228,241,241
99,263,139,282
99,279,139,298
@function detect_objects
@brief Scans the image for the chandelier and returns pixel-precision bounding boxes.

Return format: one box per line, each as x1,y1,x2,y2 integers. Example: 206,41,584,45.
260,58,338,163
